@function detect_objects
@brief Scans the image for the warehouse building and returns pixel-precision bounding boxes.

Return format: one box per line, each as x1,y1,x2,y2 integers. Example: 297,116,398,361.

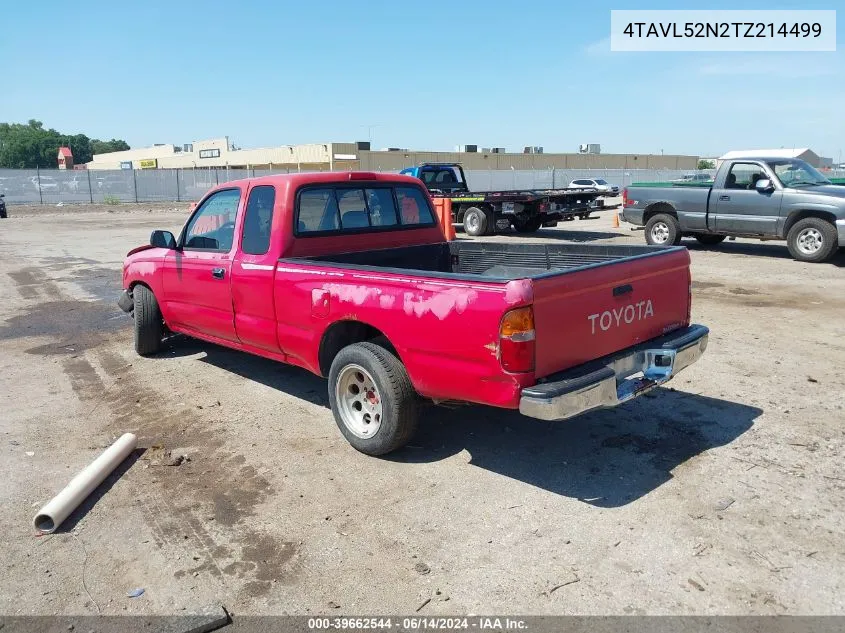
86,137,699,171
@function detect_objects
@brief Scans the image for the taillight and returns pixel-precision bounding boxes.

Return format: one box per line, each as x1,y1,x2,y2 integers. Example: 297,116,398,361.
622,188,629,207
499,307,535,372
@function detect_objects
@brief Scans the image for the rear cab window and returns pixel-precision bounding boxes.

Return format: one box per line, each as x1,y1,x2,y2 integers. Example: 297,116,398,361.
295,183,434,236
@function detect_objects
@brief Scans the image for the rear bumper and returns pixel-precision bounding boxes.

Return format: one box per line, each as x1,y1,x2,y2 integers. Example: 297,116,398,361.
836,219,845,246
519,325,709,421
621,207,644,226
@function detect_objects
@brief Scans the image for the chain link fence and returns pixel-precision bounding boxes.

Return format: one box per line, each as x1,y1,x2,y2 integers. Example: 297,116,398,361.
2,167,844,205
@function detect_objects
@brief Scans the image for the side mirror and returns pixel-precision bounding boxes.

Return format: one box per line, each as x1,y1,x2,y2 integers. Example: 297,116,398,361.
755,178,774,192
150,230,176,249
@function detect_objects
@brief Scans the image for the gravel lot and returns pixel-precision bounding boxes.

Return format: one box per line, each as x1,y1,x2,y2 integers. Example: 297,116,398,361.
1,202,844,616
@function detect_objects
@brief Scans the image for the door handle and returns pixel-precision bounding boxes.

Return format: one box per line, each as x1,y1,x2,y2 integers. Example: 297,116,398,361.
211,267,225,279
718,195,730,201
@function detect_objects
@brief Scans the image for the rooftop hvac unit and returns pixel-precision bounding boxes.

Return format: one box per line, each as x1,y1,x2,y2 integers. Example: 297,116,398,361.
481,148,492,153
356,141,371,151
492,147,506,154
579,143,601,154
523,146,544,154
456,145,478,153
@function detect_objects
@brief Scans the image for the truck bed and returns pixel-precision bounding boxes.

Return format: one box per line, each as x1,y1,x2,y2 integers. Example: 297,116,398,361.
297,241,679,281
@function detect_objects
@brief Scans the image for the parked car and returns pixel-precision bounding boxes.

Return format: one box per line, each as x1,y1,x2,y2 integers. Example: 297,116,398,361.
0,193,6,219
568,178,620,195
622,157,845,263
119,171,708,455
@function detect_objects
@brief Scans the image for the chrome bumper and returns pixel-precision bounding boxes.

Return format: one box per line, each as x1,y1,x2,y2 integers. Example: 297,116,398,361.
519,325,709,421
836,219,845,247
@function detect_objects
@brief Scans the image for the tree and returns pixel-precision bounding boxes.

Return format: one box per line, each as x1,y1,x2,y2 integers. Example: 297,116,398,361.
91,139,131,155
698,159,715,170
0,120,130,168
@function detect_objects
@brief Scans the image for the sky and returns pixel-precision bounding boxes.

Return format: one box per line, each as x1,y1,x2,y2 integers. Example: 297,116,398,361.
2,0,843,159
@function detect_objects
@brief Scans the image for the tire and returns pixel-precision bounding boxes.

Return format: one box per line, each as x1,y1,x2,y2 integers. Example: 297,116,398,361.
645,213,682,246
328,341,419,456
786,217,839,263
694,234,726,246
513,216,542,233
463,207,487,237
133,285,164,356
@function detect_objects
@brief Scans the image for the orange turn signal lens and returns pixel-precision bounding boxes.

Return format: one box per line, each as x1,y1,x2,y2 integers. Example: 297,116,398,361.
500,307,535,339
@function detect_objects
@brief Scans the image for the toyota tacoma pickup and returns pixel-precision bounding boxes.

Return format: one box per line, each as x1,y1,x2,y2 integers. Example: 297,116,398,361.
119,172,708,455
622,156,845,263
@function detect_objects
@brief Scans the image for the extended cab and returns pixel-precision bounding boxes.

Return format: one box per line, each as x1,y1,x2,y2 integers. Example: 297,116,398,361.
119,172,708,455
623,157,845,263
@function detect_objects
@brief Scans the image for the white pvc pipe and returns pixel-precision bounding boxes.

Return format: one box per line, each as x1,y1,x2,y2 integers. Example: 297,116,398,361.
33,433,138,534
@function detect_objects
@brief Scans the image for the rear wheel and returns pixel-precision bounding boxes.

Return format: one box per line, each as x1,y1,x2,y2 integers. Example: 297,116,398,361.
645,213,682,246
786,217,838,263
512,216,542,233
694,234,726,246
463,207,488,237
328,341,419,456
133,285,163,356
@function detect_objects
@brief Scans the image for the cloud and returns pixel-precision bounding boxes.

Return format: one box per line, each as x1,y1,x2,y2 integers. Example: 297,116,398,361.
584,37,612,58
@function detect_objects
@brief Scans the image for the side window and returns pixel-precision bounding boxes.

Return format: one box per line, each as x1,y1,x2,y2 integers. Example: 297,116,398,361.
365,188,398,227
726,163,764,190
183,189,240,250
298,188,339,233
337,189,370,228
396,186,435,226
241,185,276,255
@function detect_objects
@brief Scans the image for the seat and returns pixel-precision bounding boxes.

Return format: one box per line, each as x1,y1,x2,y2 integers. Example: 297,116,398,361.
341,210,369,228
725,173,737,189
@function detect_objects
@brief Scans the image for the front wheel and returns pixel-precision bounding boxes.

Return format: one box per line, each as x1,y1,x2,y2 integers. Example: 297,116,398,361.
786,218,839,263
644,213,682,246
694,234,726,246
328,341,419,456
133,285,164,356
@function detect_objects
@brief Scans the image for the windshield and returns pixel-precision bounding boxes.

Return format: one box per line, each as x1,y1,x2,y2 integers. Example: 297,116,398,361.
595,179,608,185
767,159,830,187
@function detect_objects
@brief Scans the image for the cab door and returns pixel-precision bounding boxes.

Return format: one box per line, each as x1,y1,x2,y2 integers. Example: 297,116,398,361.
161,187,242,342
711,162,782,235
230,184,282,353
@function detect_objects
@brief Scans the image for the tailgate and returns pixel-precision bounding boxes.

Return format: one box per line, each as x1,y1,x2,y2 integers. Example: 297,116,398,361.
531,248,691,379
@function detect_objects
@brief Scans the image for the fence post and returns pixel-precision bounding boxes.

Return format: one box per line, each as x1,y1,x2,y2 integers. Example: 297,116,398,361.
37,166,43,204
215,169,219,185
133,169,138,203
176,169,181,202
87,169,93,203
552,168,556,189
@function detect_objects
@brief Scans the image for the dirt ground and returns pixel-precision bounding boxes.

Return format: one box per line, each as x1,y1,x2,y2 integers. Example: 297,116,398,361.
1,201,844,617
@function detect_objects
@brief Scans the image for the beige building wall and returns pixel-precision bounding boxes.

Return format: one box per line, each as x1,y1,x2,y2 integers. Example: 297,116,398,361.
87,138,698,171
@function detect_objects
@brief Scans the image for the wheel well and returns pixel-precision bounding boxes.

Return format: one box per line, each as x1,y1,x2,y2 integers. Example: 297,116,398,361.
783,210,837,237
643,202,677,224
318,320,391,377
127,280,153,295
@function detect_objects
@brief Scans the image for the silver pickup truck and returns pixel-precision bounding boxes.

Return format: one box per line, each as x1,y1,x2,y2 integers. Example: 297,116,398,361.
622,157,845,263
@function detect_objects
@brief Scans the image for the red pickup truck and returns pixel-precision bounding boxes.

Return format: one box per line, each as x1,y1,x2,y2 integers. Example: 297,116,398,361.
119,171,709,455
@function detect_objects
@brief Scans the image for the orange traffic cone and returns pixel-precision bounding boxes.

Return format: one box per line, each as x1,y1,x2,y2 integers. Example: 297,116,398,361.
612,211,620,228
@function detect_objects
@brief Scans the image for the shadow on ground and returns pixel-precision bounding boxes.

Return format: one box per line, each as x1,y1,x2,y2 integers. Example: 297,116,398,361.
157,338,760,508
686,239,845,266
